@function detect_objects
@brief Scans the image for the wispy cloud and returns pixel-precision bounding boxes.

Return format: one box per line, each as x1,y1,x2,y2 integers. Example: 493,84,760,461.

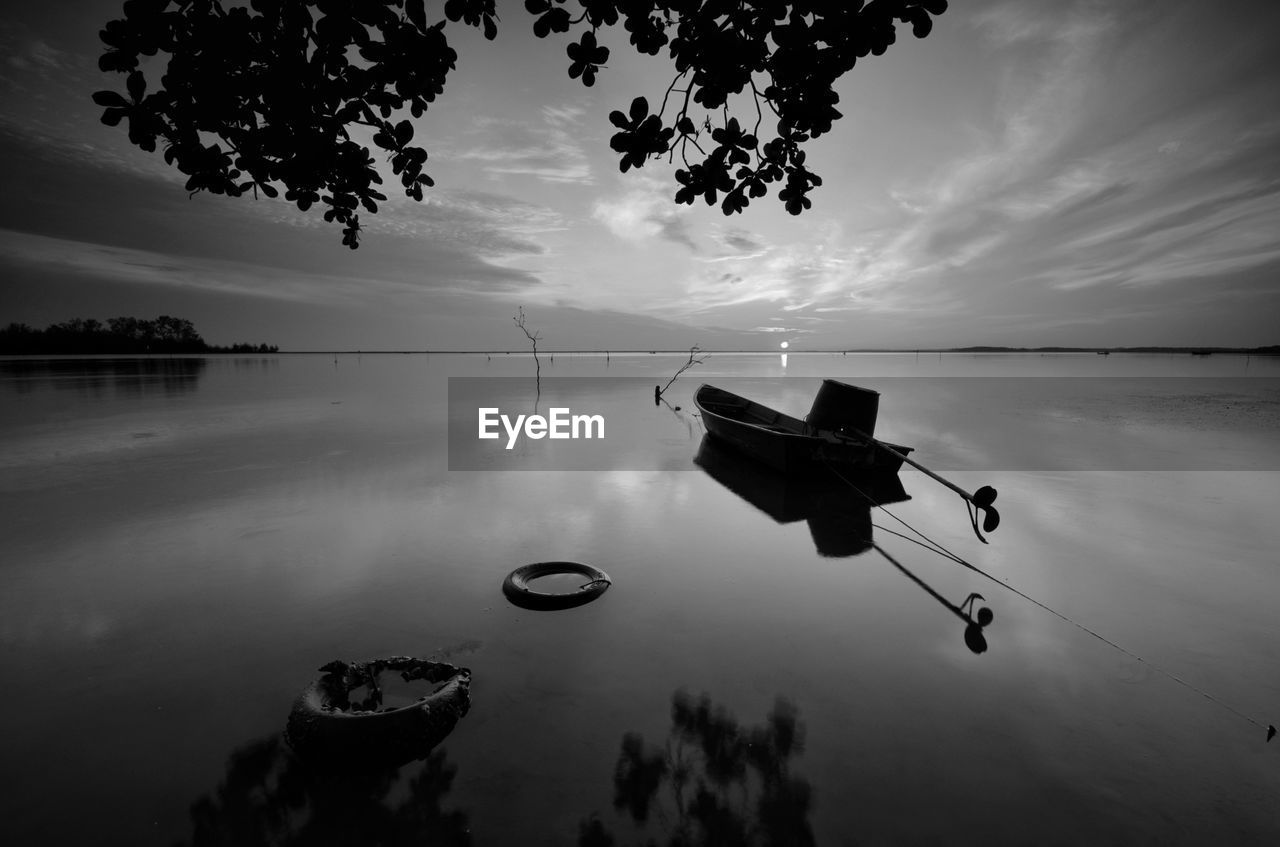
3,0,1278,348
451,105,593,184
0,24,97,119
540,105,587,127
6,38,68,72
876,1,1116,267
751,325,811,334
800,0,1280,342
0,224,544,307
0,229,362,304
0,23,76,91
362,188,565,259
0,123,561,297
706,226,768,260
626,0,1132,336
674,216,961,320
592,175,698,251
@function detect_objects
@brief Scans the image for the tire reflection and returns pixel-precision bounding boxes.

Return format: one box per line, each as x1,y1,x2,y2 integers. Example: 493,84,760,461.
174,733,470,846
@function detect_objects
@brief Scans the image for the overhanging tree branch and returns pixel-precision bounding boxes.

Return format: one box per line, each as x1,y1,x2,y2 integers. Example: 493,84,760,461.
93,0,948,249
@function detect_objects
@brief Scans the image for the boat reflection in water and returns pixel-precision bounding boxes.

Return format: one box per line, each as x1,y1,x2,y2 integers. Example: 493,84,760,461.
694,436,995,653
694,435,908,558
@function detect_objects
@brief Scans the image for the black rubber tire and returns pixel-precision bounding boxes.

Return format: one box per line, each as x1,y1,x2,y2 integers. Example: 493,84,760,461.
502,561,611,610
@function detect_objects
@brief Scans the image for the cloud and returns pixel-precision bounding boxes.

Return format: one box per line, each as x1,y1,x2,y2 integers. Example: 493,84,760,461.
0,229,361,304
592,176,698,251
0,225,552,310
799,5,1116,314
708,227,768,259
0,26,72,75
6,39,67,72
724,234,760,252
0,25,90,102
669,211,965,322
541,105,587,126
362,188,565,259
5,0,1279,349
797,0,1280,338
0,125,559,296
452,106,593,184
751,325,810,334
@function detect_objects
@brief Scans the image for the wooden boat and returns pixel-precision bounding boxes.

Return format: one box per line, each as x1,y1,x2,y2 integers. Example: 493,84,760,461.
694,383,912,474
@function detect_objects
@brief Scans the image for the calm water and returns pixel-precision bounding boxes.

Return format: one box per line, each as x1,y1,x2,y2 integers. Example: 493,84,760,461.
2,353,1279,845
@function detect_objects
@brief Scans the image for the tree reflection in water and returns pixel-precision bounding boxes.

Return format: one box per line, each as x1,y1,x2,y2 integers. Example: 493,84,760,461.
174,733,470,846
581,691,814,847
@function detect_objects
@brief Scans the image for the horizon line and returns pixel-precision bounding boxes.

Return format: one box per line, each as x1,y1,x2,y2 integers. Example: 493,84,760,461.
114,344,1280,355
6,346,1279,357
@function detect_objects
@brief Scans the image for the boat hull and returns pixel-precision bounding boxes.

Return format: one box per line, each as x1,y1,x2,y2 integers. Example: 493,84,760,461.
694,384,911,475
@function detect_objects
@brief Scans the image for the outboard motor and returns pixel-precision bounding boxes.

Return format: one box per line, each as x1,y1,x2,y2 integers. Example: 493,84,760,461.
807,380,879,437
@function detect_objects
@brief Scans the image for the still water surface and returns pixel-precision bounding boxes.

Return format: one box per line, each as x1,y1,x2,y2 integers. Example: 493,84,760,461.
2,353,1279,844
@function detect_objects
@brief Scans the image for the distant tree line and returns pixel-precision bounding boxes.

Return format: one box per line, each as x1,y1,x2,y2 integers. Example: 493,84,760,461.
0,316,278,355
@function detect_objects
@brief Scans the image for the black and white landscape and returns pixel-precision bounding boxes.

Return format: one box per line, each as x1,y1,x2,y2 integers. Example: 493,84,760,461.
2,2,1279,844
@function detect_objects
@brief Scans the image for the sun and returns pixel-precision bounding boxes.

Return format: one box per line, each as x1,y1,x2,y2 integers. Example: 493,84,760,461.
779,341,789,349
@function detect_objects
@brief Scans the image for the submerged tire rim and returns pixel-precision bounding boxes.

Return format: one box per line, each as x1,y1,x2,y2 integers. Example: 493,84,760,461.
502,561,612,610
285,656,472,769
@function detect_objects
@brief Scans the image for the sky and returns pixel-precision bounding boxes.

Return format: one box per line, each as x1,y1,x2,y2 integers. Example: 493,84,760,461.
2,0,1279,350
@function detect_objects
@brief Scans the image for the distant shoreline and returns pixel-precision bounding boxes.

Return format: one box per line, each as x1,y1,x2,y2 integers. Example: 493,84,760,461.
6,346,1277,357
206,344,1280,355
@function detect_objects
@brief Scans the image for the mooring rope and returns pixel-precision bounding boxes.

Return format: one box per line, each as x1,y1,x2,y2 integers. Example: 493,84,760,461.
822,463,1276,743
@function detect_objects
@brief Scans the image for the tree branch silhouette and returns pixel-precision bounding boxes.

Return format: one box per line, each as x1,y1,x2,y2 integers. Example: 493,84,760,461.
94,0,949,248
514,305,542,391
655,345,707,404
583,690,814,846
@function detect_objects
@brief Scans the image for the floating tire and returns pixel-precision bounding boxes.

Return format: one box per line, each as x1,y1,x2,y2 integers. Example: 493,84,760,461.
502,561,612,610
285,656,471,769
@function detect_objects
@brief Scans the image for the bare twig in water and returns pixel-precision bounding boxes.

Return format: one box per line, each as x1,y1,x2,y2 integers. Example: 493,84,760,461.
656,346,708,401
513,307,542,387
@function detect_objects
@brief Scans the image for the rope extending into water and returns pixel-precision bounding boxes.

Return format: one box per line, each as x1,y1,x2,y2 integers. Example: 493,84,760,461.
823,464,1276,743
